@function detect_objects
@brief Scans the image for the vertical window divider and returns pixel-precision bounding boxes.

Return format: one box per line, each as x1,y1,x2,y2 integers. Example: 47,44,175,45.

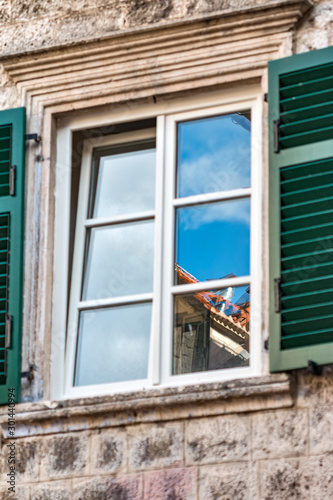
148,115,165,385
161,114,177,383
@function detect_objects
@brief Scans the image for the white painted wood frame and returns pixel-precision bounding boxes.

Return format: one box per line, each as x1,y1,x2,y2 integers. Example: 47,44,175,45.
53,87,262,400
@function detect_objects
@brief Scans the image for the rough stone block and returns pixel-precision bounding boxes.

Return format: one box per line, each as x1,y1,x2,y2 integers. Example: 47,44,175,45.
90,428,127,474
1,437,40,483
31,480,71,500
11,0,112,21
144,467,197,500
296,368,333,408
0,485,30,500
185,415,250,465
0,0,10,24
310,455,333,500
259,458,311,500
73,474,143,500
199,463,256,500
253,409,308,459
128,422,183,471
40,432,89,480
124,0,174,27
310,407,333,454
16,437,40,483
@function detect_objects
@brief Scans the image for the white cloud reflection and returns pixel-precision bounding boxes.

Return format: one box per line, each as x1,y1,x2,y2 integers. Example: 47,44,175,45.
178,198,251,231
75,303,151,386
94,149,156,218
179,149,251,198
82,221,155,300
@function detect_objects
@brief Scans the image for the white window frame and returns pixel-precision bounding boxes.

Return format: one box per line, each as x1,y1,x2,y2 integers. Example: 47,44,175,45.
52,86,263,400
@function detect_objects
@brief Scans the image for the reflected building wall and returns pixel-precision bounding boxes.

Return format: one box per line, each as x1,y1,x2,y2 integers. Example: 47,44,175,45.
173,264,250,375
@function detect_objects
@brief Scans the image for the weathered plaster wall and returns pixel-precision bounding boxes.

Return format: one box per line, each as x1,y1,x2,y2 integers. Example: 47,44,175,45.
0,0,333,499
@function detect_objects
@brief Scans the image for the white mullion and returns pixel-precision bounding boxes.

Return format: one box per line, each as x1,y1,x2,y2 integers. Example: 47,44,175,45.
148,115,165,386
78,293,153,310
173,188,252,208
160,114,178,384
171,276,251,296
85,211,155,228
64,140,93,396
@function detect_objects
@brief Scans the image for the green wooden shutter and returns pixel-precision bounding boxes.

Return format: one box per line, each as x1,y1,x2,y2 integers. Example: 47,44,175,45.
269,46,333,371
0,108,25,404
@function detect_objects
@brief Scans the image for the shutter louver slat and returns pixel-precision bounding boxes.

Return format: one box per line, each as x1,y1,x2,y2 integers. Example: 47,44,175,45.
280,158,333,350
279,61,333,150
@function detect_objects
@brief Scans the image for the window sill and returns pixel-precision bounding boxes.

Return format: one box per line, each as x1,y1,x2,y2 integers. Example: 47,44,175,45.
0,374,293,438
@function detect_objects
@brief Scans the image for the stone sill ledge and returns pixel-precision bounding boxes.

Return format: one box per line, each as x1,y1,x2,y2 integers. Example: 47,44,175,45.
0,374,293,438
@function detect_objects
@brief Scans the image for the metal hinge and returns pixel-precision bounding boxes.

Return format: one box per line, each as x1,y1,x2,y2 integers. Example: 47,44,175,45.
21,364,37,383
273,119,281,154
307,360,322,376
9,165,16,197
274,278,281,313
25,133,41,143
5,314,12,349
264,93,268,103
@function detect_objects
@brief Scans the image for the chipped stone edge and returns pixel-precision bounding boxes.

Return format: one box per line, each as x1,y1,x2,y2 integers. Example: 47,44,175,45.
0,374,294,438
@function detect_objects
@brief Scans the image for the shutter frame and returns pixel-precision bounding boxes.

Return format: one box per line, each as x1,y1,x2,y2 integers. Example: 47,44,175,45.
0,107,25,404
269,47,333,372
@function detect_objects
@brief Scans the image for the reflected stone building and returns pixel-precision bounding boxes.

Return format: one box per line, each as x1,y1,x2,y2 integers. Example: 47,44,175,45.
174,265,250,374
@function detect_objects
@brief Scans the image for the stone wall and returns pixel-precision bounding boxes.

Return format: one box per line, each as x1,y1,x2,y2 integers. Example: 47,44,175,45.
2,370,333,499
0,0,293,57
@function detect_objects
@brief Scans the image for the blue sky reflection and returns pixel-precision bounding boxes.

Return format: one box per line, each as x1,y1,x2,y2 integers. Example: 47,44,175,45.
175,199,250,283
177,112,251,198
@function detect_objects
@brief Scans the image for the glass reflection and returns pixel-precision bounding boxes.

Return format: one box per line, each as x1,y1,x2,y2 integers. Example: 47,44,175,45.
82,221,154,300
173,286,250,375
175,199,250,284
75,302,152,386
91,144,156,218
177,112,251,198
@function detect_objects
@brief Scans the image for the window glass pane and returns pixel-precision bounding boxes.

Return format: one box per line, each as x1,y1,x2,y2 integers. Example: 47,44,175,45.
82,220,154,300
173,286,250,375
175,198,250,284
75,303,152,386
91,143,156,218
176,112,251,198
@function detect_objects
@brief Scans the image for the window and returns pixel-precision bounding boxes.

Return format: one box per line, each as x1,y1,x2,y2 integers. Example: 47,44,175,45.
53,90,263,399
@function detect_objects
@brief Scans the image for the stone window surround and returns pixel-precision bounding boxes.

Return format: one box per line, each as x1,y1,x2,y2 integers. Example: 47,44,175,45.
0,0,311,431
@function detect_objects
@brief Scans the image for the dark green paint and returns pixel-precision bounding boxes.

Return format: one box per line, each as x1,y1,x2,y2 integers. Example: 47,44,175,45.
0,108,25,404
269,47,333,371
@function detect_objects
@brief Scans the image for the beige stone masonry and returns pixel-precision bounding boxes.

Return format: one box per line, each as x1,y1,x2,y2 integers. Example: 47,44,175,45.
1,0,311,116
0,375,293,438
